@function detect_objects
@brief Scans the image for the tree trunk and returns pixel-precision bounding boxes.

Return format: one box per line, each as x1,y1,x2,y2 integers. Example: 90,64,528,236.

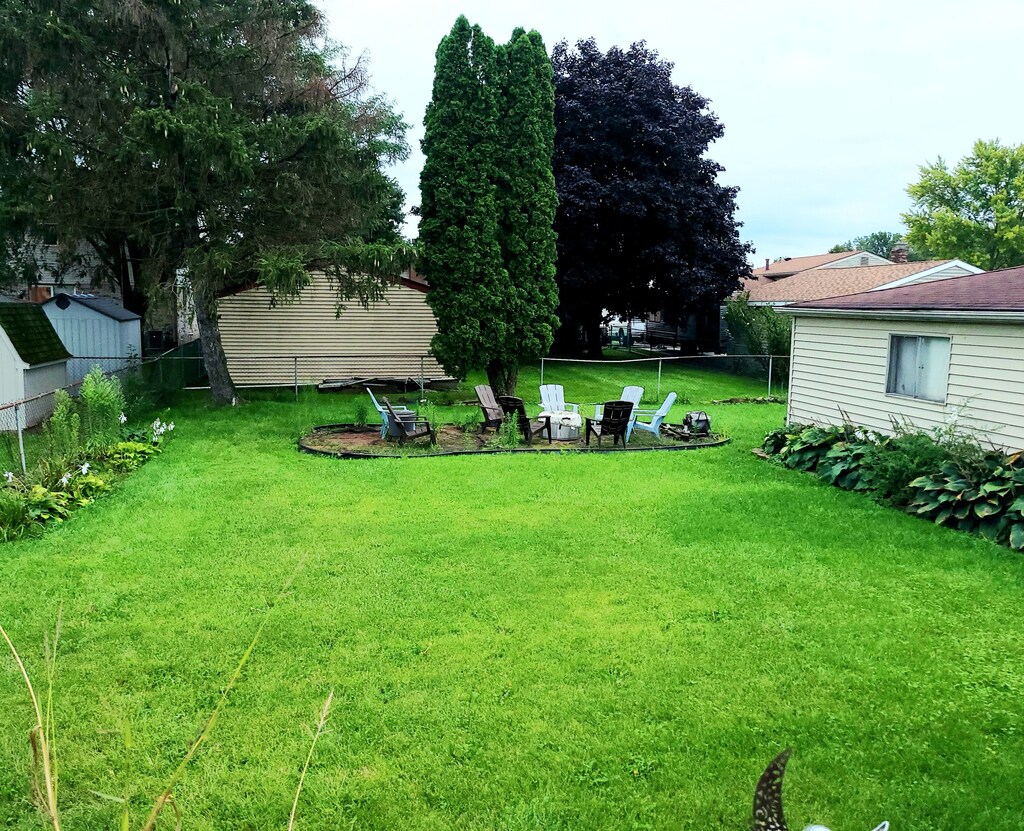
583,314,605,360
486,360,519,398
193,290,238,405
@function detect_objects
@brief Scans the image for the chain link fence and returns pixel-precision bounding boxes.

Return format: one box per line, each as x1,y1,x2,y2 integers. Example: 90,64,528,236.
537,353,789,407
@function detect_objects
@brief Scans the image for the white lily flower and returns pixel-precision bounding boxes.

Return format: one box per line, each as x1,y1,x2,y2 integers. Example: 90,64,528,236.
168,422,175,431
60,473,71,487
80,462,90,475
3,471,14,483
119,412,128,424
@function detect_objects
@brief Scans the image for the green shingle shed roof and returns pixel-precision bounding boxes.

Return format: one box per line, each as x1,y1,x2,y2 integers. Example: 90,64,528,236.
0,303,71,365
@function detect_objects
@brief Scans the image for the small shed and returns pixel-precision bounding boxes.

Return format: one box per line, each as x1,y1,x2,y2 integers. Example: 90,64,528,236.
780,266,1024,451
0,303,71,427
42,293,142,383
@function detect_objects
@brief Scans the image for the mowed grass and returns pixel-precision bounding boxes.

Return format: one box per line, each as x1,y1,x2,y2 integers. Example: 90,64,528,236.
1,363,1022,830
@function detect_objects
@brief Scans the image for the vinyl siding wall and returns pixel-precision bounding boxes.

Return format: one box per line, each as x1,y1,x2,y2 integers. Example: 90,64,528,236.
42,303,142,383
218,275,446,386
21,361,67,426
789,315,1024,451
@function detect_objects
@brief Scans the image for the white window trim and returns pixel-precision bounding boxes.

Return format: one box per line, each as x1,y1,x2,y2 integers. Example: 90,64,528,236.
885,333,951,404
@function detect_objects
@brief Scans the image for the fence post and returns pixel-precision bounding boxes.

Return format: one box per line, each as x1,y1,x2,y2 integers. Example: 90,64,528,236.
419,356,426,402
14,402,26,474
657,359,663,400
540,357,545,387
293,356,299,398
768,355,773,398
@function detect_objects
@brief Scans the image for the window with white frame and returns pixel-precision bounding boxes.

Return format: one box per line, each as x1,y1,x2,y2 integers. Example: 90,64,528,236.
886,335,950,402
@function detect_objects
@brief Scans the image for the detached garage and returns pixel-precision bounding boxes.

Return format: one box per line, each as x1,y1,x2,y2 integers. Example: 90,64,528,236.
780,266,1024,452
0,303,70,427
42,293,142,383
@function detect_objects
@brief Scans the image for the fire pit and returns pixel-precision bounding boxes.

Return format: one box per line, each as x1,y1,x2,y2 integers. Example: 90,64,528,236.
540,409,582,441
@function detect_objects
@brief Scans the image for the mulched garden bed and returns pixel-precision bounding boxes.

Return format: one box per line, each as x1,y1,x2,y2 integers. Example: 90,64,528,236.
298,424,730,459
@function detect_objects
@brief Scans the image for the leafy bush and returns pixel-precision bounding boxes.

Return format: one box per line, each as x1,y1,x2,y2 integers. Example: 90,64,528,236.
816,439,878,492
0,490,32,542
80,365,126,450
44,389,82,464
908,452,1024,549
497,413,521,449
762,424,809,456
861,432,954,507
724,294,791,373
353,400,369,427
105,441,161,473
775,424,857,472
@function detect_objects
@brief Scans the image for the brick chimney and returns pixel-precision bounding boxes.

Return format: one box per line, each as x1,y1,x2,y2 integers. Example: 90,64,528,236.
889,242,910,264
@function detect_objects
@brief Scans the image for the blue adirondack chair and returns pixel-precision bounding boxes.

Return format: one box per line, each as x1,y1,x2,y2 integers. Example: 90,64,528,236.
365,387,414,439
628,391,677,441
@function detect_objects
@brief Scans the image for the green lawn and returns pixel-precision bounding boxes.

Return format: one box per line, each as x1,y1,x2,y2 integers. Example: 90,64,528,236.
1,364,1022,830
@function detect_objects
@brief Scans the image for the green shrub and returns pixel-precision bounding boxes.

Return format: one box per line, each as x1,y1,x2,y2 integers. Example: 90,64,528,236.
861,432,953,507
43,389,81,464
0,490,32,542
762,424,809,456
80,366,126,450
353,400,369,427
776,424,857,472
105,441,160,473
908,451,1024,549
816,439,879,492
497,413,521,449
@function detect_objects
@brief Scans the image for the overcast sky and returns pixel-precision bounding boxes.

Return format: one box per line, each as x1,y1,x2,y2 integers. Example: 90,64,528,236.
320,0,1023,265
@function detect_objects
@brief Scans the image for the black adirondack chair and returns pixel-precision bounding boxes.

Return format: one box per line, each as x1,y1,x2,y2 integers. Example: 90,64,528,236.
475,384,505,432
497,396,552,445
382,398,435,445
585,400,634,446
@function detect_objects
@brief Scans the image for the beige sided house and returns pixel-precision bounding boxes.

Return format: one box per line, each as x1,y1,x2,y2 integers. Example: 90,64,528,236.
217,272,449,387
779,266,1024,451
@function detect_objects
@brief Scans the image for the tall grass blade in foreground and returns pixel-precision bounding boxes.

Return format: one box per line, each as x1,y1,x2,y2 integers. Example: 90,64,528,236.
141,557,309,830
0,611,62,831
288,689,334,831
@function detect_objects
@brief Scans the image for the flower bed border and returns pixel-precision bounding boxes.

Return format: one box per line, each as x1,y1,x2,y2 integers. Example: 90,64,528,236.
298,423,730,460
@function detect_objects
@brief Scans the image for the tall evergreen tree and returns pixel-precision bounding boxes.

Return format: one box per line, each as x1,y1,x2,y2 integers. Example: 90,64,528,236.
492,29,560,395
0,0,410,404
419,17,558,396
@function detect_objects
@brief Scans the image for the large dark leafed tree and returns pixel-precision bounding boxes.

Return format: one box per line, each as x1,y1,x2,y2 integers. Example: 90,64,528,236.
551,39,751,357
419,17,558,395
0,0,410,404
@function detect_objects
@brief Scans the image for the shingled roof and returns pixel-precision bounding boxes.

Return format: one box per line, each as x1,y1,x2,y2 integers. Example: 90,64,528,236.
47,293,140,322
0,303,71,365
747,261,954,303
785,265,1024,313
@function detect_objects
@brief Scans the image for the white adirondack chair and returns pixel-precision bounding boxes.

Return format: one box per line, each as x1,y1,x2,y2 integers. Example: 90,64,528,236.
629,391,677,440
539,384,579,414
595,385,643,419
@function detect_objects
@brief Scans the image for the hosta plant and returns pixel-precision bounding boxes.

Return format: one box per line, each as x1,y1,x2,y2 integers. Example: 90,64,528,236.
908,451,1024,549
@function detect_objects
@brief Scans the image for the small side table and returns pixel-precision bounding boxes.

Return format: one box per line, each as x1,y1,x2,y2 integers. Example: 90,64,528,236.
539,410,582,441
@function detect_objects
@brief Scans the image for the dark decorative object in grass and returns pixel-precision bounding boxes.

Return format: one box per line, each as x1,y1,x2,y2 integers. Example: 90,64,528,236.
753,748,890,831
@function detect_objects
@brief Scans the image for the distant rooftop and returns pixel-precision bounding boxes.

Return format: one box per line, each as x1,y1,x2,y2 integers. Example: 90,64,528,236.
45,293,140,322
748,261,953,304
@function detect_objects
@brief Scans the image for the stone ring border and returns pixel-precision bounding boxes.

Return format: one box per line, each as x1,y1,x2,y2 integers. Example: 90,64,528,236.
298,423,731,460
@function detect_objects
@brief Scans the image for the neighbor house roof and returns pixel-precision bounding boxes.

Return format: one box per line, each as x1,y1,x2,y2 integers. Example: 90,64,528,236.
784,265,1024,313
747,261,960,304
45,293,141,322
750,251,863,279
0,302,72,365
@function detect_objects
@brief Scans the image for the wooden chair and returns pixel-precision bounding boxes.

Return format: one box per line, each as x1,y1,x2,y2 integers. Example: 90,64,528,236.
585,400,634,446
497,396,552,445
475,384,505,432
382,397,435,445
